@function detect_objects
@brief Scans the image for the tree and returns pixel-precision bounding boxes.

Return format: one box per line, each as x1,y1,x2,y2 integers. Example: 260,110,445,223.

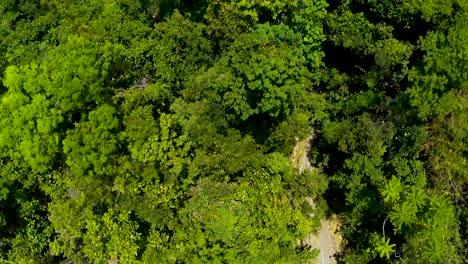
204,0,328,48
167,171,319,263
189,23,321,124
374,236,396,260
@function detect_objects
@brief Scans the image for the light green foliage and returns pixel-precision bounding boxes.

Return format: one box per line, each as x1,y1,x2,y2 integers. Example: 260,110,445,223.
82,209,140,263
390,201,417,230
0,0,467,263
140,229,172,263
0,86,62,173
127,112,192,179
381,177,402,203
4,36,125,112
403,195,462,263
0,36,126,175
408,14,468,119
48,190,141,263
373,235,395,259
121,106,159,162
118,86,193,182
377,173,461,262
205,0,327,47
63,104,119,177
169,173,318,263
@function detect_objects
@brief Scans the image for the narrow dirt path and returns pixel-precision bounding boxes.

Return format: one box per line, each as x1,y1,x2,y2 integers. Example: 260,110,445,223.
290,133,342,264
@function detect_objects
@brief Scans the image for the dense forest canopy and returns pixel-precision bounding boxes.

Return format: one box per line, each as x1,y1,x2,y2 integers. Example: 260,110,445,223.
0,0,466,263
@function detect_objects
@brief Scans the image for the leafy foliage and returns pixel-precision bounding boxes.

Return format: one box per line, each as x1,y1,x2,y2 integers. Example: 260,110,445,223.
0,0,466,263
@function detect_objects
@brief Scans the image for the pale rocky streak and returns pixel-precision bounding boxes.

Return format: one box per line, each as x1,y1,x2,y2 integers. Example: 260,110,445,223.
290,132,343,264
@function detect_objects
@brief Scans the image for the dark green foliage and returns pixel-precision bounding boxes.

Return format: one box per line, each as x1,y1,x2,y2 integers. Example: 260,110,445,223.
188,23,319,122
0,0,467,263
